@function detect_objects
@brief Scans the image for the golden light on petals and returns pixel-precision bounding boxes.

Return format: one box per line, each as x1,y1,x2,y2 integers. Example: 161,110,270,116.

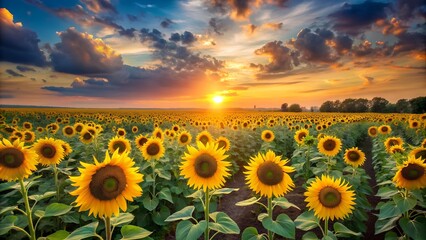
0,139,38,181
393,156,426,190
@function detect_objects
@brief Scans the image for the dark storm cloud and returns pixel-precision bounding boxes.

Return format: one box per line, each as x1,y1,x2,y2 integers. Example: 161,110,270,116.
118,28,137,38
168,31,196,45
160,18,174,28
208,17,228,35
50,27,123,74
393,32,426,54
80,0,117,14
16,65,36,72
6,69,25,77
329,1,390,36
334,35,353,55
253,41,297,73
291,28,337,63
0,8,47,67
396,0,426,20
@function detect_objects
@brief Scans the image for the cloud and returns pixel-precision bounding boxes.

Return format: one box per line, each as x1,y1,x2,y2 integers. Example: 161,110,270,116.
6,69,25,77
208,17,230,35
290,28,337,63
127,14,138,22
253,40,298,73
396,0,426,20
361,75,374,86
328,1,389,36
393,32,426,55
160,18,174,28
16,65,36,72
0,93,14,99
0,8,47,66
80,0,117,14
169,31,197,45
334,35,353,55
50,27,123,74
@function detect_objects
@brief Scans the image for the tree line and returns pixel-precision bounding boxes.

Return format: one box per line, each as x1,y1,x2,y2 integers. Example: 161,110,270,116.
281,96,426,113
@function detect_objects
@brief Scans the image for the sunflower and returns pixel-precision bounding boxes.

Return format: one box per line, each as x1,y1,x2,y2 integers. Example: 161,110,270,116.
261,130,275,142
384,137,403,153
409,147,426,162
108,136,131,154
389,145,405,154
33,138,65,166
171,124,180,132
305,175,356,221
22,122,32,130
344,147,366,167
368,126,378,137
117,128,126,137
318,136,342,157
177,131,192,146
141,138,165,160
244,150,295,198
0,139,38,181
131,126,138,133
135,134,149,148
409,120,420,129
69,150,143,218
393,156,426,190
58,140,73,157
196,130,214,146
62,125,75,137
73,122,85,133
216,136,231,151
180,142,231,191
378,125,392,135
294,129,309,144
79,128,94,144
152,127,164,140
23,130,36,143
36,127,44,133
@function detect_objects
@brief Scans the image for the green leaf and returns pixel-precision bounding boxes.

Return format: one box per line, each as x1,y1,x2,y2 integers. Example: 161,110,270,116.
333,222,362,237
165,206,195,222
175,220,206,240
399,216,426,240
61,212,80,224
120,225,152,240
0,182,19,192
273,197,300,210
384,231,398,240
44,203,73,217
393,194,417,214
142,195,159,211
262,213,295,239
152,205,170,226
65,222,99,240
0,215,18,235
0,206,18,215
155,169,171,180
295,211,320,231
241,227,266,240
375,216,400,234
110,213,134,227
211,188,239,196
29,191,56,202
377,201,401,220
209,212,240,234
236,197,260,207
186,189,203,199
47,230,70,240
34,210,45,218
302,231,319,240
158,188,173,204
257,213,268,222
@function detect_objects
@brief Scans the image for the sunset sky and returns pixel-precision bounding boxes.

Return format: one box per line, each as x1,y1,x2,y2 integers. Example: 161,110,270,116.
0,0,425,108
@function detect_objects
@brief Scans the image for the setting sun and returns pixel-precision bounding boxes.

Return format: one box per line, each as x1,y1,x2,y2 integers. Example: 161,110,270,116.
212,95,224,104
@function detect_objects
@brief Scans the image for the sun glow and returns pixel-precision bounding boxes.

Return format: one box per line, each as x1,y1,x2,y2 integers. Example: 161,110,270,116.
212,95,224,104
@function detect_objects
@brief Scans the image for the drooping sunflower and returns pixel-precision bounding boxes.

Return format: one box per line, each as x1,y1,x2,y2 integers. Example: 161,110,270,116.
378,125,392,135
305,175,356,221
344,147,366,167
141,138,165,160
318,136,342,157
368,126,378,137
180,141,231,191
135,134,149,148
196,130,214,145
389,145,405,154
58,140,73,157
62,125,75,137
261,130,275,142
69,150,143,218
33,138,65,166
393,156,426,190
294,129,309,144
108,136,131,154
177,131,192,146
409,147,426,162
0,139,38,181
216,136,231,151
244,150,295,198
152,127,164,140
384,137,403,153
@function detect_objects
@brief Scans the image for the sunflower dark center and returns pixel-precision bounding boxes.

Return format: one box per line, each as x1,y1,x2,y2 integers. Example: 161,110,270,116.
0,148,24,168
199,135,209,145
113,141,126,153
156,132,162,138
75,125,83,132
323,139,336,151
24,123,31,129
25,132,32,140
180,135,189,143
298,132,307,141
41,144,56,158
414,150,426,160
89,165,126,200
412,122,418,127
348,151,360,162
401,163,424,180
257,161,283,186
138,137,148,146
118,131,124,136
319,187,341,208
65,127,73,134
173,126,179,131
146,143,160,156
389,139,399,146
218,140,227,149
381,126,388,132
265,133,272,139
194,153,217,178
83,132,92,140
369,128,377,135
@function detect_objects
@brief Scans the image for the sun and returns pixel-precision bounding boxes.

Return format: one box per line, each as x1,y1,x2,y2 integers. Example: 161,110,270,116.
212,95,224,104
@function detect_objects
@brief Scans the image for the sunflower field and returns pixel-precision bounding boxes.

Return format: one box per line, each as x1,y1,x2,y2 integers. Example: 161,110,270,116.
0,108,425,240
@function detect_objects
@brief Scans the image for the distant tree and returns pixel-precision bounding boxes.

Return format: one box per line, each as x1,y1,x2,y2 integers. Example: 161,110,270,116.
288,104,302,112
409,97,426,113
370,97,389,112
385,103,397,113
281,103,288,112
340,98,357,112
354,98,369,112
395,99,411,113
320,100,340,112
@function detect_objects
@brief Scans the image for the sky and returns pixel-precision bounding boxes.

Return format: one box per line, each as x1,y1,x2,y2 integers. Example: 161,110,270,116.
0,0,425,109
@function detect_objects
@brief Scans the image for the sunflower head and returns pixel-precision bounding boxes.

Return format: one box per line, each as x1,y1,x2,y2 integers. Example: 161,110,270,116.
305,175,356,221
196,130,214,146
261,130,275,142
23,130,36,143
318,136,342,157
294,129,309,144
152,127,164,140
135,134,149,148
409,148,426,162
178,131,192,146
69,150,143,218
33,137,65,166
117,128,126,137
141,138,165,160
180,142,231,191
216,136,231,151
131,126,138,133
378,125,392,135
244,150,295,198
368,126,378,137
108,136,131,154
344,147,366,167
389,145,405,154
384,137,403,153
62,125,75,137
393,156,426,190
74,123,85,133
409,120,420,129
0,139,38,181
79,128,95,144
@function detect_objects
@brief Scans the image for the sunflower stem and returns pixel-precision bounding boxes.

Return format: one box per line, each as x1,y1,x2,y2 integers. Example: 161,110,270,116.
104,216,112,240
204,188,210,240
151,161,157,197
19,179,36,240
53,164,60,202
267,197,273,240
324,218,329,237
326,156,332,174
